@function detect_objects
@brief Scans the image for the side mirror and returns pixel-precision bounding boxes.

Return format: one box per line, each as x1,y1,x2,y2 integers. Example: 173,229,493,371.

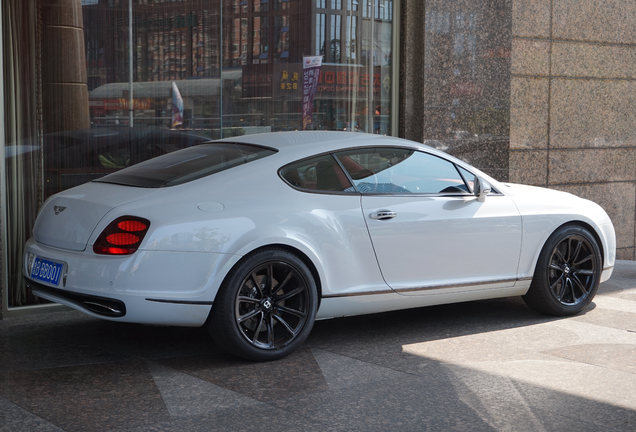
474,177,491,202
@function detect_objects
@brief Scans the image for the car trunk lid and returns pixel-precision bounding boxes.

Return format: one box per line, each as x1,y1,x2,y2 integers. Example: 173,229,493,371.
33,182,151,251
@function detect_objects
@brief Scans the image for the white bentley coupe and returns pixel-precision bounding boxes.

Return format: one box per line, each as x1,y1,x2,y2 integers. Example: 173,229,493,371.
24,132,616,361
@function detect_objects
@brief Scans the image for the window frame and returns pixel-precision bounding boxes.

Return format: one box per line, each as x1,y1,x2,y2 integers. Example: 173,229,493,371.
278,145,499,197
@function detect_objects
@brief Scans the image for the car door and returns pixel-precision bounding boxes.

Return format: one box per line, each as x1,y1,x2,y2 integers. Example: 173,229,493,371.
335,147,522,294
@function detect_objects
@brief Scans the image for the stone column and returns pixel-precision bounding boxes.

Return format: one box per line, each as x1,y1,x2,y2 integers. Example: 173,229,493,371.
41,0,90,132
398,0,425,142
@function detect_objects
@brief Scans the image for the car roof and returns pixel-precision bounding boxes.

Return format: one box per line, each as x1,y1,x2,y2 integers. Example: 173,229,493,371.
218,131,435,159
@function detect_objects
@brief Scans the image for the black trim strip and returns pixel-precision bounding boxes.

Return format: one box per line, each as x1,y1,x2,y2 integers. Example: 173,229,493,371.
145,298,213,305
322,289,394,298
323,277,531,299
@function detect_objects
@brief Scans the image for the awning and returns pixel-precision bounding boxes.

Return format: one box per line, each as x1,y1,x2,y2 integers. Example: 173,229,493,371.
89,71,243,99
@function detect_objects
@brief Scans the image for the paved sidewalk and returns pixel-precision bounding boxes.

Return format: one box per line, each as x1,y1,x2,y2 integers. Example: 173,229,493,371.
1,261,635,432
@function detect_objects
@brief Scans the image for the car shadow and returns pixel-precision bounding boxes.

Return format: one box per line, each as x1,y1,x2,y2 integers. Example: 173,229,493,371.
1,293,633,432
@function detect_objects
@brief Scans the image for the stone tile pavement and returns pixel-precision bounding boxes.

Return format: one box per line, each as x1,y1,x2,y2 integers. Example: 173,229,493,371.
1,261,635,431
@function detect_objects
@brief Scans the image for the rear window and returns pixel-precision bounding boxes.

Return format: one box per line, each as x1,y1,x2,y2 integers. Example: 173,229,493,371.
94,142,276,188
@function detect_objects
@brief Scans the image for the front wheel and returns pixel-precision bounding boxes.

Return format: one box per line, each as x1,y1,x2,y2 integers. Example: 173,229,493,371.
523,225,602,316
209,249,318,361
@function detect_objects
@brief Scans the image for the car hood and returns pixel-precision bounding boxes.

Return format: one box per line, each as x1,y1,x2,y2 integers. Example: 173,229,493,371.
501,182,611,224
500,183,579,201
33,182,153,251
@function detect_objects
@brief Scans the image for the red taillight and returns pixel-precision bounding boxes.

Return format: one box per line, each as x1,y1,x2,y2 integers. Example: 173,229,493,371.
117,220,147,232
106,233,140,245
93,216,150,255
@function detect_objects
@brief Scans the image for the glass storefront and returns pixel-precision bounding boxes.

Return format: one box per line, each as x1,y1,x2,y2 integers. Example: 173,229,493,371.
83,0,393,134
2,0,395,308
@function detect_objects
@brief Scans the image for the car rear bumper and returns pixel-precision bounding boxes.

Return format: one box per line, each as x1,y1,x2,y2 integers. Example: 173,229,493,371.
23,238,240,326
26,279,127,317
28,278,212,326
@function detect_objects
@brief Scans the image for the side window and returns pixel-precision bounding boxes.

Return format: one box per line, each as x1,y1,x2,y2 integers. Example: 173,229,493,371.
335,147,470,194
280,154,353,193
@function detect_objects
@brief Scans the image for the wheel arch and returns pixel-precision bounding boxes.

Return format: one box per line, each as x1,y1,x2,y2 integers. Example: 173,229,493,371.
212,243,323,308
531,220,605,277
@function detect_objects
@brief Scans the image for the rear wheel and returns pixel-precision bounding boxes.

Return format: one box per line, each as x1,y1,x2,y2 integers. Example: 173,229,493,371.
523,225,601,316
209,249,317,361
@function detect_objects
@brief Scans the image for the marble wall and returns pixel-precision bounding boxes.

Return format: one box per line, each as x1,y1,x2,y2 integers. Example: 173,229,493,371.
401,0,635,260
510,0,635,259
400,0,512,181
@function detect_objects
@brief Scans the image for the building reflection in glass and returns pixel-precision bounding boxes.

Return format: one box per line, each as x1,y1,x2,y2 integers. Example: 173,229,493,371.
2,0,394,307
83,0,393,136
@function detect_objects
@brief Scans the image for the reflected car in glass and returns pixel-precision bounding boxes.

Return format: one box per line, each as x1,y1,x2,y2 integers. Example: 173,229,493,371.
24,132,616,361
7,126,211,199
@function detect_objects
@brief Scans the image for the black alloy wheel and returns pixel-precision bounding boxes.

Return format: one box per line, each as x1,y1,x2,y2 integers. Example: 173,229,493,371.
209,249,317,361
547,234,598,306
235,260,311,350
523,225,602,316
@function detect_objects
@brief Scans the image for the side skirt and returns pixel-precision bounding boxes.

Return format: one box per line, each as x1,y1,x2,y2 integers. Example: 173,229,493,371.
316,279,531,320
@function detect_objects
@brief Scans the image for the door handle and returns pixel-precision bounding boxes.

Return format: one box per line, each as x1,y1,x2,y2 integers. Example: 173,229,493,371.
370,210,397,220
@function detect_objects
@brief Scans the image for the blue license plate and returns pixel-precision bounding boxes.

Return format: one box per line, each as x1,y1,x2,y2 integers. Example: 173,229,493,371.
30,257,64,286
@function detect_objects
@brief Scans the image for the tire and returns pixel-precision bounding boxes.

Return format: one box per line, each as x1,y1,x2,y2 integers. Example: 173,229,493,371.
209,248,318,361
523,225,602,316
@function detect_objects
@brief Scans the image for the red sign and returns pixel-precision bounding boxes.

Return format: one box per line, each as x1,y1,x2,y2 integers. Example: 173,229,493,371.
317,68,382,95
273,63,388,100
